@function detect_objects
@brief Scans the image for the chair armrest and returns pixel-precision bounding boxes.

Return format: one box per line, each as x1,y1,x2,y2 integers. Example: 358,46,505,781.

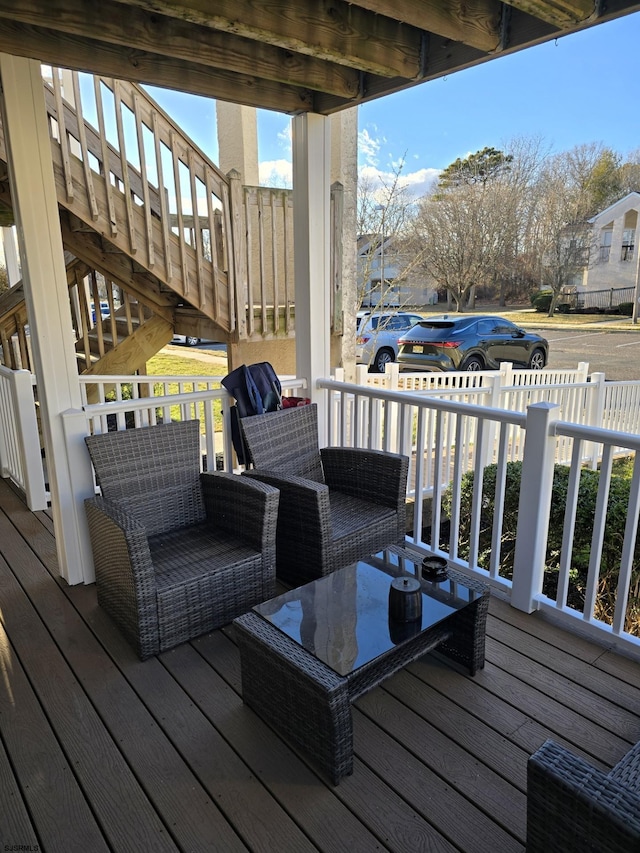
200,471,280,554
242,468,329,500
84,496,159,659
527,739,640,853
243,470,334,568
321,447,409,509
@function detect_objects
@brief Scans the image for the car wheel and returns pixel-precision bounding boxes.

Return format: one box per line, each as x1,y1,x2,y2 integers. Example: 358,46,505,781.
372,348,394,373
528,349,546,369
185,336,200,347
460,355,484,371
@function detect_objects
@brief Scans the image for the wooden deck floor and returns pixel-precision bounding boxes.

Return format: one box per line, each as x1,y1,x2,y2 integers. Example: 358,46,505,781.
1,477,639,853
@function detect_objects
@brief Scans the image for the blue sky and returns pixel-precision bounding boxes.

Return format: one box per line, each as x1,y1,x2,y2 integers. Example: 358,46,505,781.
146,11,640,197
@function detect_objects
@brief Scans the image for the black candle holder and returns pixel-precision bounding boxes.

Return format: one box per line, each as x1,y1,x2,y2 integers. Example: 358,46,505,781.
388,576,422,622
421,555,449,581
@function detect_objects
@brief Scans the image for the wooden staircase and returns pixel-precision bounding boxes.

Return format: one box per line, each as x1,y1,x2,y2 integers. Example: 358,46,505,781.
0,67,302,376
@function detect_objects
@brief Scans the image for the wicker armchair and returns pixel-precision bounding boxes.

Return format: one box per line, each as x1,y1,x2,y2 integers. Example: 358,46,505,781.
527,739,640,852
240,403,409,586
84,420,279,660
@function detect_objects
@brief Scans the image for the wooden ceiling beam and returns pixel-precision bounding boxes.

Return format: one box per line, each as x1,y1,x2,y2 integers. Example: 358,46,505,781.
354,0,502,52
0,20,315,113
0,0,365,98
108,0,433,77
506,0,595,27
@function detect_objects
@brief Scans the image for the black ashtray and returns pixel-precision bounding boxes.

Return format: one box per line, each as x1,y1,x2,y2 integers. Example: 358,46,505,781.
421,555,449,581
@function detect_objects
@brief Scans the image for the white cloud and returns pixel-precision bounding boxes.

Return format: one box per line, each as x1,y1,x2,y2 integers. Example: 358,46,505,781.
358,127,383,167
358,164,440,200
277,123,292,154
400,167,441,198
259,159,293,188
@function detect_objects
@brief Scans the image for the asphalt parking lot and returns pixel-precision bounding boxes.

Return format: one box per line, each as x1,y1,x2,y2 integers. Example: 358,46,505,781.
535,325,640,381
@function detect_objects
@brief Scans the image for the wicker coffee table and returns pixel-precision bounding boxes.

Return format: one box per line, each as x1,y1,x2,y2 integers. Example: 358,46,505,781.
233,546,489,785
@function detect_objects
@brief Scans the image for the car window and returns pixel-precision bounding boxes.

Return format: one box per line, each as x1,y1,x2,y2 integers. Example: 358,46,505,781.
477,319,498,335
395,318,411,330
384,317,405,330
417,321,456,330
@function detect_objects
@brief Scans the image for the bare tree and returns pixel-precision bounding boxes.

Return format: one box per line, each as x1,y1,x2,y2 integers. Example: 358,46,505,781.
356,156,416,310
532,150,594,316
406,151,516,311
491,136,550,305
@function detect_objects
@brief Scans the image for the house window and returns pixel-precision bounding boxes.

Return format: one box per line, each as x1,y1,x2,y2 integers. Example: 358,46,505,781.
621,228,635,262
599,228,612,262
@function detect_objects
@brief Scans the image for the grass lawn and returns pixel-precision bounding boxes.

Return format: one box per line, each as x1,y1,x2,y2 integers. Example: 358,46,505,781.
147,350,227,378
145,350,228,431
417,304,630,328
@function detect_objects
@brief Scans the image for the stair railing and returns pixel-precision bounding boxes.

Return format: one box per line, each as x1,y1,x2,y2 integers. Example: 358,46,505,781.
42,66,234,328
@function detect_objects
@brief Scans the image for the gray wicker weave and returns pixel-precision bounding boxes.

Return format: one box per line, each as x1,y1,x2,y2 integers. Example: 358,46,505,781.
84,420,279,660
240,404,409,586
527,739,640,852
233,555,489,785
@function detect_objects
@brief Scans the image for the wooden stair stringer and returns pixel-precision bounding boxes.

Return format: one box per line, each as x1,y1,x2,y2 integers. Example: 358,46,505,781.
80,314,174,404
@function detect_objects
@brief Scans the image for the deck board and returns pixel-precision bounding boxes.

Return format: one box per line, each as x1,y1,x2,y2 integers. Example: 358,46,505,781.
1,477,640,853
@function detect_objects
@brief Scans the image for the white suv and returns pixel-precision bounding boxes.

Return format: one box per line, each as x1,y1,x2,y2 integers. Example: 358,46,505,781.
356,311,423,372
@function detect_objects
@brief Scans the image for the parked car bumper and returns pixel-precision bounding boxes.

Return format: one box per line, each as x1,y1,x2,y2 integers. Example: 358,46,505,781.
397,353,459,372
355,344,371,364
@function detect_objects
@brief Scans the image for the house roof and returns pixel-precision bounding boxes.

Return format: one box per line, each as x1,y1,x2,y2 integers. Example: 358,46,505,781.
588,191,640,225
2,0,639,115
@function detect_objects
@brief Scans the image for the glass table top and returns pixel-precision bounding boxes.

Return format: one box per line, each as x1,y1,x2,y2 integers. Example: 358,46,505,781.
253,548,483,676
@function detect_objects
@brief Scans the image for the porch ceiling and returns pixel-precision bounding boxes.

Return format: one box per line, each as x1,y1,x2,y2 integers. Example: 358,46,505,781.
1,0,639,115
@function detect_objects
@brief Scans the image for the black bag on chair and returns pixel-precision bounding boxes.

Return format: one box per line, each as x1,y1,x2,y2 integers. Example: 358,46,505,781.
221,362,282,464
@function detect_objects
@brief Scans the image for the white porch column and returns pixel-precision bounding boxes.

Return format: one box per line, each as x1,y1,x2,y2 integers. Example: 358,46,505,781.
292,113,331,441
0,54,95,585
2,226,20,284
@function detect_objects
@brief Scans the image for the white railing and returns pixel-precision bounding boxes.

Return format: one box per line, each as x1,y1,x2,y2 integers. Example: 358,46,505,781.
514,413,640,652
79,373,308,472
357,363,640,473
4,362,640,653
0,366,48,509
317,376,640,655
364,361,590,393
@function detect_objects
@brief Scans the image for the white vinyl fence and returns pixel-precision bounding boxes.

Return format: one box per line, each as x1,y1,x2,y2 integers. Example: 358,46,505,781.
0,366,48,509
317,375,640,655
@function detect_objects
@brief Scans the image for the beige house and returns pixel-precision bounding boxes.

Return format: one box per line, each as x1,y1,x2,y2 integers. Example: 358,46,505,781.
357,234,437,309
571,192,640,306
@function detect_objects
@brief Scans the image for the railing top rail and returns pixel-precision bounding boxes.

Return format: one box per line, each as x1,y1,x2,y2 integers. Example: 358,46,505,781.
604,379,640,388
318,377,527,427
414,386,492,397
84,73,229,187
554,419,640,450
82,376,307,417
83,387,227,416
0,365,32,379
500,381,592,393
78,374,224,384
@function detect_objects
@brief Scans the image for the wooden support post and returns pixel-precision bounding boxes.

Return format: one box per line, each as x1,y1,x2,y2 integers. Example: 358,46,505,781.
0,54,95,584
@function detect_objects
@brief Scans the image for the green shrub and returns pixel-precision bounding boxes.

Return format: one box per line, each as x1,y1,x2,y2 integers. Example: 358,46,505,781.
443,459,640,634
531,290,553,313
617,302,634,316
